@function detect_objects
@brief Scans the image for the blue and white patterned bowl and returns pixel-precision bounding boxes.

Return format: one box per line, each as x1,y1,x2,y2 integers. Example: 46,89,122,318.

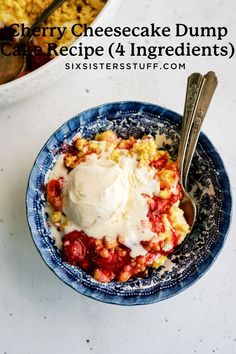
26,101,232,305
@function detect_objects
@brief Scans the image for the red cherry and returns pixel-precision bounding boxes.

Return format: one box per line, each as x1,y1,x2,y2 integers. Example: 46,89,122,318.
62,239,86,265
47,179,63,211
154,197,170,213
150,155,168,169
94,253,118,271
63,230,91,247
62,231,91,266
63,230,81,243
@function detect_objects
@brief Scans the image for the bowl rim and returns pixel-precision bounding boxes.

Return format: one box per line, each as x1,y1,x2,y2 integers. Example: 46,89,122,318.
0,0,115,91
26,100,232,305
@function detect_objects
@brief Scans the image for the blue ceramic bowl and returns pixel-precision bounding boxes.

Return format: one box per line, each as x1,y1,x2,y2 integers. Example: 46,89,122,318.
26,101,232,305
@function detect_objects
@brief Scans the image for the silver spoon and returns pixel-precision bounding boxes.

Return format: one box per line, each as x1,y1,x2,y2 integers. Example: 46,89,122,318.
183,72,218,183
178,71,218,229
0,0,66,85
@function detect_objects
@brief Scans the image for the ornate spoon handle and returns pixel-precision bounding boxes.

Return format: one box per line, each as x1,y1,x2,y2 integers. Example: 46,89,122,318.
183,71,218,185
177,73,205,185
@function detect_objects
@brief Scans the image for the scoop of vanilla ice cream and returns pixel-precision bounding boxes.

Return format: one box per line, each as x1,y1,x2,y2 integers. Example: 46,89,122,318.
62,152,160,257
63,154,129,233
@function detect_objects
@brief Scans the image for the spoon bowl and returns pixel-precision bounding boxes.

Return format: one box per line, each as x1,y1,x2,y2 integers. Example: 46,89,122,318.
0,40,26,84
179,190,196,228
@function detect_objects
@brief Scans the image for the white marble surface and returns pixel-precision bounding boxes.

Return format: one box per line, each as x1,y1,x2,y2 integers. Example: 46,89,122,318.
0,0,236,353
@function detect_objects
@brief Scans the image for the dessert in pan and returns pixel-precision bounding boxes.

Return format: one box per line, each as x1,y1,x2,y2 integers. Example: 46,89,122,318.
0,0,107,76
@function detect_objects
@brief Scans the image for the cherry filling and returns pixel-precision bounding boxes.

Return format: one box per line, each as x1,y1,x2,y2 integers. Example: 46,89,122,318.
60,188,181,283
61,230,132,279
46,137,185,283
62,231,88,266
150,154,168,169
48,162,183,282
26,41,52,71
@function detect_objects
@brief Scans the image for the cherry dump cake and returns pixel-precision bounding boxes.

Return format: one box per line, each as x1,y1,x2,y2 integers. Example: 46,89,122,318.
46,130,190,283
